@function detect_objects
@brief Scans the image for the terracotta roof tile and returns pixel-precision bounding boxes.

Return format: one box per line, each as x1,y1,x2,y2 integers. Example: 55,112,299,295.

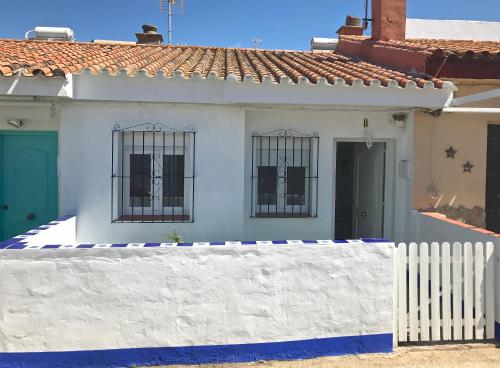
340,35,500,60
0,38,451,89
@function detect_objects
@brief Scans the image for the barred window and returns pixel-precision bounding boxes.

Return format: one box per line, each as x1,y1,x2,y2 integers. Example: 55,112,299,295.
112,123,195,223
251,129,319,218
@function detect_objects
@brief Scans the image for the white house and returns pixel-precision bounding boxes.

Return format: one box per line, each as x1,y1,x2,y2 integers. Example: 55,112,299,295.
0,28,455,245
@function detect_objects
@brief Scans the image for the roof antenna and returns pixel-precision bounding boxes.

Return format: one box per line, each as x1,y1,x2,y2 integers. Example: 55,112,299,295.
362,0,373,30
251,37,262,48
160,0,185,45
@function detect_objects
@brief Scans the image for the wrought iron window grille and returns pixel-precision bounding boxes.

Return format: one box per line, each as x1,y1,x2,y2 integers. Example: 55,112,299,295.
251,129,319,218
111,122,195,223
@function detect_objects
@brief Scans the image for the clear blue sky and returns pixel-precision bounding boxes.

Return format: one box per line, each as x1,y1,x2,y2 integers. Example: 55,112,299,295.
1,0,498,50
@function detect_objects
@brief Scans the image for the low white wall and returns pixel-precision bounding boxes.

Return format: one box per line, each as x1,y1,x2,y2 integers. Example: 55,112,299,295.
0,242,394,367
410,210,499,243
21,217,76,246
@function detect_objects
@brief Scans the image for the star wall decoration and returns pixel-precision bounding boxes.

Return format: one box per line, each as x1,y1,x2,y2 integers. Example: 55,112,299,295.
445,146,457,158
463,161,474,173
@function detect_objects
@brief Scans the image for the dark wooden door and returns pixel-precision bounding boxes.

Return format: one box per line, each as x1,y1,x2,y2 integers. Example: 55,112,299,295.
486,125,500,232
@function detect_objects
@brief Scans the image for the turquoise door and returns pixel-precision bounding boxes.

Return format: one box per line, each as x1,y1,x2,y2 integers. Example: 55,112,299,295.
0,132,58,241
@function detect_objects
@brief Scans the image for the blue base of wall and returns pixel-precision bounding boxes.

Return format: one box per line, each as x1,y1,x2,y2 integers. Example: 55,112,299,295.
496,321,500,342
0,333,392,368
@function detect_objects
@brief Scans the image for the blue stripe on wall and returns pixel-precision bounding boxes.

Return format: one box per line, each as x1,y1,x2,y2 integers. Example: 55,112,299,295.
496,321,500,341
0,333,392,368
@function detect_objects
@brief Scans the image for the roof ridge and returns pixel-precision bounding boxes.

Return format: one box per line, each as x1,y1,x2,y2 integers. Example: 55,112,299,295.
0,37,318,54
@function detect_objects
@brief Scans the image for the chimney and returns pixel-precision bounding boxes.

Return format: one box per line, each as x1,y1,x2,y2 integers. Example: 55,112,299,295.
136,24,164,45
337,16,364,36
372,0,406,41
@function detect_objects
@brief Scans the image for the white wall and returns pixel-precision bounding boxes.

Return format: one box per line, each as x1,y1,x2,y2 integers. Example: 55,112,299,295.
0,105,59,131
59,103,246,243
58,102,413,243
0,243,394,353
20,217,76,246
406,19,500,41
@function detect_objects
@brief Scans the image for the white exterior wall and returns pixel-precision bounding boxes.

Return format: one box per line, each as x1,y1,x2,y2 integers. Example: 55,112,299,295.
58,101,413,243
406,19,500,41
0,105,58,131
244,109,413,241
0,243,394,353
59,103,246,243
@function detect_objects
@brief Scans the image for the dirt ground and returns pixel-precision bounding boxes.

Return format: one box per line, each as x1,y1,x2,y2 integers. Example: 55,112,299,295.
156,343,500,368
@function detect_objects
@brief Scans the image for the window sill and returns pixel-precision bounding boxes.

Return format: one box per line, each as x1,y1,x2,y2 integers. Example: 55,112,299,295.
114,215,191,223
254,213,313,219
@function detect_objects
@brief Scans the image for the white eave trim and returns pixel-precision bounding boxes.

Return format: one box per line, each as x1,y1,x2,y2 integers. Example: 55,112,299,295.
442,107,500,114
70,72,454,109
0,74,73,98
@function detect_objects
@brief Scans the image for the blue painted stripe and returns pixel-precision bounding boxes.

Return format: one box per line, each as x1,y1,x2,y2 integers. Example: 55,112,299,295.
360,238,391,243
0,238,24,249
496,321,500,341
42,245,62,249
110,244,128,248
0,333,392,368
76,244,95,249
5,242,28,249
144,243,161,247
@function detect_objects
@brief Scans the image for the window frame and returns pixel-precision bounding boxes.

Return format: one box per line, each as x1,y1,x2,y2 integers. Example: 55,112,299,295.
111,123,195,223
251,129,319,218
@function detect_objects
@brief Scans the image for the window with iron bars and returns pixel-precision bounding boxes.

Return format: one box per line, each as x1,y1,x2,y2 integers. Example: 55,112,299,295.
251,129,319,218
111,123,195,223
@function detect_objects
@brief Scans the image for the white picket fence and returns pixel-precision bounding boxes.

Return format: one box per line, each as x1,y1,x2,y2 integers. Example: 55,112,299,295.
396,242,495,343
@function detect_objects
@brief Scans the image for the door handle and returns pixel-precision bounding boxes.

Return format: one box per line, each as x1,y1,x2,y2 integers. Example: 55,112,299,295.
27,213,36,221
1,204,7,210
361,211,368,217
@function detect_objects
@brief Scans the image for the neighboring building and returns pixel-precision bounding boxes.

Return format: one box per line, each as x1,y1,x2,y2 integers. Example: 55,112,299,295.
406,19,500,41
311,18,500,51
336,0,500,231
0,22,454,244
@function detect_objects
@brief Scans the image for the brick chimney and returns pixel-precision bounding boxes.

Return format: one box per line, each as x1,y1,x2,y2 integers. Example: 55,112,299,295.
337,16,364,36
372,0,406,41
136,24,163,45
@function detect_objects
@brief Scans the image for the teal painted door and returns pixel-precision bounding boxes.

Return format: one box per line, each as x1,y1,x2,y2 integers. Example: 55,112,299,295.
0,132,58,241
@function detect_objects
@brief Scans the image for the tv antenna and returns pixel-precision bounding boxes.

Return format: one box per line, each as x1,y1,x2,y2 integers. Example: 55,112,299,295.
160,0,185,45
362,0,373,30
251,37,262,48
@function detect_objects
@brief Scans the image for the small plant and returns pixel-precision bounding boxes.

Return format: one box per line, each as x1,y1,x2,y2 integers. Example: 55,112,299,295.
167,228,183,243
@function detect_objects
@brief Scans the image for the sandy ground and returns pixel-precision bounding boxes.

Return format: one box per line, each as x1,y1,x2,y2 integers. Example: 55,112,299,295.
153,343,500,368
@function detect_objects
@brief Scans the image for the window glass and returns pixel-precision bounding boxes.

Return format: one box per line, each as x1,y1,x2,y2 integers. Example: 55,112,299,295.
130,154,151,207
257,166,277,205
286,166,306,205
163,155,185,207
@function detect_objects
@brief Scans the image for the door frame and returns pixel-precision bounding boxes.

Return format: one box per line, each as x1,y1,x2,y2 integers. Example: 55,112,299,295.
332,138,395,240
0,130,59,241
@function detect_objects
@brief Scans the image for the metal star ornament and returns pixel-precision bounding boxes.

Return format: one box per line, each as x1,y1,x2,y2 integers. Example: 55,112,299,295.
463,161,474,173
445,146,457,158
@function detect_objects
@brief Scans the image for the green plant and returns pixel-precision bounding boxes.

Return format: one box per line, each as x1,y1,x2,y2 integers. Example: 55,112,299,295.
167,228,183,243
